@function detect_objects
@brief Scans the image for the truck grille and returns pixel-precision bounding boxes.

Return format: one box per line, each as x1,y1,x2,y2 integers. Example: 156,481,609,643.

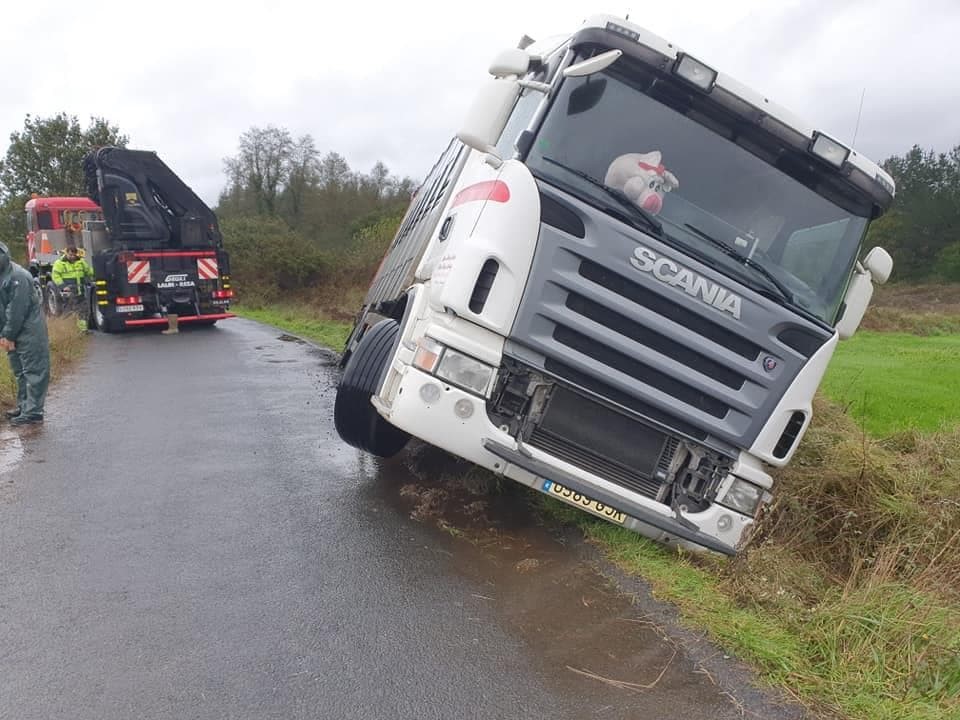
578,260,761,361
525,387,675,500
507,186,832,451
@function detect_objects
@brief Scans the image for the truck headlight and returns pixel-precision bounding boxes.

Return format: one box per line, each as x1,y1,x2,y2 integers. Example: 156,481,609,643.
436,348,495,397
719,478,770,517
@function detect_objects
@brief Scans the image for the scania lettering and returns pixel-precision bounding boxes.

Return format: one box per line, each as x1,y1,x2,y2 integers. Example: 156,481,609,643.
630,246,743,319
333,15,895,555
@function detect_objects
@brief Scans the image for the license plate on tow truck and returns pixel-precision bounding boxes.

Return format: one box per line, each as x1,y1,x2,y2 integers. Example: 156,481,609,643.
541,480,627,525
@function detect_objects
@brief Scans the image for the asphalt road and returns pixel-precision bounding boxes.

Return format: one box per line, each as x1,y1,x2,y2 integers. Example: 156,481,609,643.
0,319,800,719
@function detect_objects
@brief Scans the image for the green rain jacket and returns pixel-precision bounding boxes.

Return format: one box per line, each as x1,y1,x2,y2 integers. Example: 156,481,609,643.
0,241,46,344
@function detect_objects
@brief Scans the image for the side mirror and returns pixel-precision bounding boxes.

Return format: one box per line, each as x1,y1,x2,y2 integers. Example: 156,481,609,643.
835,247,893,339
863,246,893,284
456,78,521,158
563,49,622,78
489,48,530,78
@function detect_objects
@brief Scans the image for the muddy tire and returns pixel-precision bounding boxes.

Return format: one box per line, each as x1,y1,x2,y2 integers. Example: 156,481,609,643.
334,319,410,458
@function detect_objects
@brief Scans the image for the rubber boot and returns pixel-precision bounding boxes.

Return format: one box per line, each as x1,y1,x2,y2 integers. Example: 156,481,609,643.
162,314,179,335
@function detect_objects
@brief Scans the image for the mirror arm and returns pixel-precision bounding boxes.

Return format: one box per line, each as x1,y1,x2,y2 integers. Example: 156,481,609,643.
517,79,551,94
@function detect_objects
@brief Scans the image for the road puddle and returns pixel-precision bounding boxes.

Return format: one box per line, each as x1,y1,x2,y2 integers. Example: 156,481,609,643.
371,443,750,719
0,427,25,501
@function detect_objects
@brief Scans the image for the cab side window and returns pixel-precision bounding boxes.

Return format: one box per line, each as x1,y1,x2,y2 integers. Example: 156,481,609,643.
37,211,54,230
494,47,568,159
495,89,543,159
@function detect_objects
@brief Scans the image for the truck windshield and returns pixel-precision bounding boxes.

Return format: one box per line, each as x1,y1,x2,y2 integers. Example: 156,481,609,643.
524,55,871,325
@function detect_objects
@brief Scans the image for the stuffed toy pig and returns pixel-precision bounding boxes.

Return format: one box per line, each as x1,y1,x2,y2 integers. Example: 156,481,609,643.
604,151,679,215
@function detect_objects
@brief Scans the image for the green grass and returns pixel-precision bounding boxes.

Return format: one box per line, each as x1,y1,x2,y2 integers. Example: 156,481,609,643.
821,332,960,435
233,304,352,350
1,316,89,408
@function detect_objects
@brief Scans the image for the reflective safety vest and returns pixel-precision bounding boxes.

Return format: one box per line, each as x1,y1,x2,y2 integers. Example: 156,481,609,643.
51,257,94,286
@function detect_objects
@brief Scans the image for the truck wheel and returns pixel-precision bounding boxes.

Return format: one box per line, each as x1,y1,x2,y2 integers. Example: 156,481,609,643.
334,319,410,458
93,305,124,333
44,282,62,317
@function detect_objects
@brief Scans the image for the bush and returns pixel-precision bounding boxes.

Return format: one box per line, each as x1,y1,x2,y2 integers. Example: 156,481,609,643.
220,215,330,301
935,242,960,282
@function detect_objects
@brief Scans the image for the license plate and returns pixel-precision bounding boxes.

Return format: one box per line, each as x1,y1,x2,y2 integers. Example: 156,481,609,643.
541,480,627,524
115,304,144,313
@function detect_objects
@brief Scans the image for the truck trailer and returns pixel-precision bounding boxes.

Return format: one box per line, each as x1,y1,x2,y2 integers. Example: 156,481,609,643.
333,15,895,555
26,147,234,332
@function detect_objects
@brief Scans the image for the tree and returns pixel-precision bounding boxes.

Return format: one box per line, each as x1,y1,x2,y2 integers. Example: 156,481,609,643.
0,113,128,200
876,144,960,281
283,134,321,224
222,126,293,216
318,152,352,191
0,113,128,258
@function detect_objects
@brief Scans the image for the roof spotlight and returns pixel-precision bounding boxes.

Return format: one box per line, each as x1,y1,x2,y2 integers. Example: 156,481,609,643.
810,132,851,168
673,53,717,92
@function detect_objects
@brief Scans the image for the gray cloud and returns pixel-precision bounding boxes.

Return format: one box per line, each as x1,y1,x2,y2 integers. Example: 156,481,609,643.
2,0,957,205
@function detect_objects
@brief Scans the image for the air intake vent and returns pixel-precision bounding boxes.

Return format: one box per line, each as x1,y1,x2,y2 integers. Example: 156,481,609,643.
777,327,827,357
540,193,585,238
773,411,806,459
469,259,499,313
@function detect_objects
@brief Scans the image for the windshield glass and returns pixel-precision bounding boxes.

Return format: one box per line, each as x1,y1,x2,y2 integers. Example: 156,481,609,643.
524,54,869,324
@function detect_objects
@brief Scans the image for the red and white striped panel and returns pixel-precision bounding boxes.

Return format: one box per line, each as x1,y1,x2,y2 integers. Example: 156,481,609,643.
197,257,219,280
127,260,151,284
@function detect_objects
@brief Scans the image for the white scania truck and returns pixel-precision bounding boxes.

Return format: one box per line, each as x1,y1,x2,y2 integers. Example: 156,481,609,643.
334,15,895,555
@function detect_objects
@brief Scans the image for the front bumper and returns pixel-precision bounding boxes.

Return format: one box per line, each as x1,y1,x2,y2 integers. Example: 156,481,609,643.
379,363,747,554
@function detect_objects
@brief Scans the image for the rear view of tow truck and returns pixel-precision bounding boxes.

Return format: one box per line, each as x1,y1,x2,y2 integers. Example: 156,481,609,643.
73,146,233,331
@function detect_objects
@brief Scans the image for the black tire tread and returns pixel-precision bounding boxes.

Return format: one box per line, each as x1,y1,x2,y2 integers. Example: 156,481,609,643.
334,319,410,457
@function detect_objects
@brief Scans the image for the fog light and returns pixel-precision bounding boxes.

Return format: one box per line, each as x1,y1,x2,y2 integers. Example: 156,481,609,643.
419,382,441,404
720,478,765,516
717,513,733,532
454,398,474,419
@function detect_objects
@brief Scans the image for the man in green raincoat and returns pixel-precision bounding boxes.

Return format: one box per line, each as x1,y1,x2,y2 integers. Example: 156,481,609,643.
0,241,49,426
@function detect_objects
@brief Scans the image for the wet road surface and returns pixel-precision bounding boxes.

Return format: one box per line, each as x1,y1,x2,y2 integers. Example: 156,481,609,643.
0,319,803,719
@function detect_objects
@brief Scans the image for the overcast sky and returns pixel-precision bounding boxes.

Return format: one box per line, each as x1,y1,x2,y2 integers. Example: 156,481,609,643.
3,0,958,205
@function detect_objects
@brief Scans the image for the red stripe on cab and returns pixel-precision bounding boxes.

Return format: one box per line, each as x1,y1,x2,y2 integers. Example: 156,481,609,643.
451,180,510,208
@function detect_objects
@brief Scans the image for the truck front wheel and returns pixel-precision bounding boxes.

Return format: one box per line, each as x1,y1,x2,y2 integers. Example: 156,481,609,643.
334,319,410,458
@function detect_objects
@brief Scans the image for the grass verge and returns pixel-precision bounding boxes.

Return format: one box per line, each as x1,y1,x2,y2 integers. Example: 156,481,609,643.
0,316,89,408
820,332,960,435
232,303,352,350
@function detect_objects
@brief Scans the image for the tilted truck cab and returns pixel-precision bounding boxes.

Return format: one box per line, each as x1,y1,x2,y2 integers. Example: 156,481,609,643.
333,15,895,555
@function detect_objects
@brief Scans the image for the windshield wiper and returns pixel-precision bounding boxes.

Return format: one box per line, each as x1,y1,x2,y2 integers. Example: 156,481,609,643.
683,223,795,305
541,156,663,236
